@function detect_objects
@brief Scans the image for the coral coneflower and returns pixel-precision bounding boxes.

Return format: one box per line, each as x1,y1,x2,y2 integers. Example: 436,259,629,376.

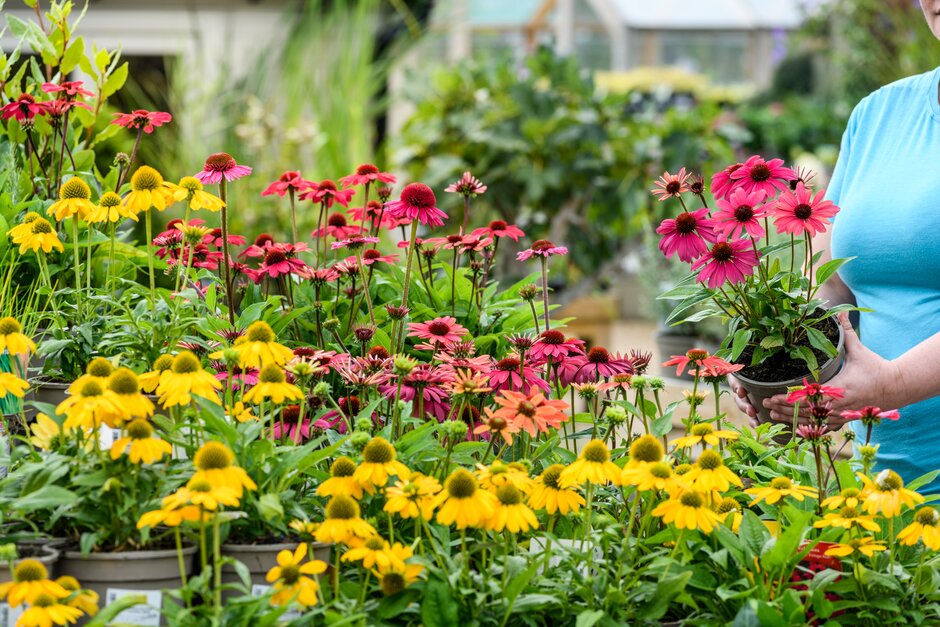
472,220,525,241
407,316,468,347
516,239,567,261
491,389,568,437
650,167,691,201
712,188,769,239
785,379,845,404
112,109,172,133
691,238,759,289
656,207,717,263
340,163,397,188
261,170,315,197
445,171,487,197
386,183,448,228
729,155,795,197
195,152,252,184
773,182,839,237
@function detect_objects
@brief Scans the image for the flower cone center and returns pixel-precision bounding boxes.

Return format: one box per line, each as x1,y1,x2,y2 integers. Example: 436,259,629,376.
362,438,395,464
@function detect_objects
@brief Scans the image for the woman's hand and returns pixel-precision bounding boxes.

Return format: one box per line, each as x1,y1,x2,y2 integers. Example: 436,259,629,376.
762,312,904,429
728,375,759,428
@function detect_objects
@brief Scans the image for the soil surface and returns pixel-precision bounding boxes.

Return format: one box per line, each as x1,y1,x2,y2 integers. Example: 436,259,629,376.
735,316,840,382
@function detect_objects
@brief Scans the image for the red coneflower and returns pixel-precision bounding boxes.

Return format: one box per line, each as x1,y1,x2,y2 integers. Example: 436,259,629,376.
0,94,48,123
710,163,743,200
529,330,585,363
487,356,550,395
112,109,172,134
386,183,448,228
691,239,759,289
42,80,94,100
300,179,356,208
785,379,845,404
650,167,692,201
656,207,717,263
240,233,276,259
354,249,399,267
840,407,900,426
407,316,468,347
195,152,252,184
729,155,794,197
313,213,360,240
662,349,732,378
713,188,769,239
773,183,839,237
261,171,316,197
339,163,397,188
491,389,569,437
445,171,487,197
516,239,568,261
247,245,310,282
472,220,525,241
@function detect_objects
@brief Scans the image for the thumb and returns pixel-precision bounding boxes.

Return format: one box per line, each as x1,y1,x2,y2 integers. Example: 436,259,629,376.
837,311,862,353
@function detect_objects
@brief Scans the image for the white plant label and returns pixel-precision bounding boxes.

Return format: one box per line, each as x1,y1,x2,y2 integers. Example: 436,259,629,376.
105,587,163,626
0,602,24,627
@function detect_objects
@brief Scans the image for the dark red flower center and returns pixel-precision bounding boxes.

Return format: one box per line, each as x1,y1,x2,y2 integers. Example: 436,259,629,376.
339,395,360,414
254,233,274,246
540,330,565,345
401,183,436,209
366,200,382,214
327,213,348,227
794,204,813,220
711,242,734,261
690,178,705,194
497,357,520,371
363,249,381,261
265,249,287,265
319,180,337,191
674,212,698,234
489,220,507,231
447,234,464,244
749,164,771,182
587,347,610,364
369,346,390,359
428,321,451,336
531,239,555,252
665,180,682,194
356,163,379,176
734,205,754,222
281,405,301,421
204,152,236,172
686,348,709,361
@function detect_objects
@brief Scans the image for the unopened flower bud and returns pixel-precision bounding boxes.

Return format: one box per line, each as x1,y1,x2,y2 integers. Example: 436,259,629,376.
114,152,131,168
323,317,341,331
355,416,373,431
647,377,665,391
222,348,240,365
518,284,539,302
312,382,331,399
393,356,417,376
629,375,648,390
0,543,17,561
605,405,627,425
347,431,370,452
441,420,468,439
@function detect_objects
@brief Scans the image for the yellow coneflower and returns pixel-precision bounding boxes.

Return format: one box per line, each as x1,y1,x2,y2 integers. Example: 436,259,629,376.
342,534,406,571
169,176,225,212
266,544,326,608
317,456,364,500
813,505,881,532
16,217,63,254
156,351,222,407
670,421,739,449
191,441,257,497
139,354,174,393
315,494,376,544
122,166,177,214
17,592,84,626
86,191,137,224
104,368,155,423
623,434,665,469
224,321,294,369
165,477,242,511
57,376,120,430
228,401,257,423
55,576,99,617
109,419,171,464
528,464,585,515
821,487,862,511
7,211,40,242
651,489,722,533
683,450,742,493
0,372,28,398
353,437,410,491
288,519,320,540
745,476,818,506
622,460,682,494
715,496,743,532
47,177,95,221
0,559,67,607
30,413,63,450
383,473,441,521
137,503,203,529
476,461,533,494
372,558,424,596
486,484,538,533
242,364,303,405
434,468,498,529
559,439,622,487
824,536,886,558
859,469,924,517
0,317,36,356
898,507,940,550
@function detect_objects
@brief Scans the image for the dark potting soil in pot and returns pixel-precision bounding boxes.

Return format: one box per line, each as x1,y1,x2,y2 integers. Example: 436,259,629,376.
734,316,839,382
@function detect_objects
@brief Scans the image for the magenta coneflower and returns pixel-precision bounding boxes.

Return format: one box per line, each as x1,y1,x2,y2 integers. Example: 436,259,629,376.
379,365,453,421
313,213,360,240
529,330,585,363
713,188,768,239
247,246,310,282
302,267,340,284
240,233,276,259
0,94,48,123
356,249,399,266
729,155,794,197
195,152,252,184
516,239,568,261
650,167,691,201
691,238,759,289
487,356,551,395
773,183,839,237
407,316,468,347
656,207,718,262
330,235,380,250
300,179,356,208
386,183,448,228
261,170,316,197
710,163,743,200
112,109,172,134
567,347,634,384
339,163,397,188
472,220,525,241
445,171,487,197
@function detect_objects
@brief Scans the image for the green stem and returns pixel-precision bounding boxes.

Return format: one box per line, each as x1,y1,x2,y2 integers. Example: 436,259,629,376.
218,179,235,325
144,210,156,303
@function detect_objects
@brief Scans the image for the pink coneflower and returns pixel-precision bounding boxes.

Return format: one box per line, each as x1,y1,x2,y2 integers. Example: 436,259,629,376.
205,227,247,249
407,316,468,346
339,163,397,188
214,364,259,391
380,365,454,421
355,249,399,266
472,220,525,241
656,207,718,263
247,246,310,282
302,267,340,284
313,213,360,240
650,167,691,201
712,188,769,239
662,348,727,378
691,239,759,289
0,94,48,123
516,239,568,261
299,179,355,208
330,235,380,250
332,259,359,277
240,233,276,259
699,359,744,380
195,152,252,184
796,423,827,442
112,109,172,134
710,163,743,200
841,407,900,425
785,379,845,404
487,356,551,395
529,329,585,363
629,350,653,374
445,171,487,197
460,234,492,253
597,373,633,395
41,80,94,100
773,183,839,237
566,347,634,384
261,171,316,197
729,155,795,197
347,200,395,231
386,183,448,228
43,99,90,118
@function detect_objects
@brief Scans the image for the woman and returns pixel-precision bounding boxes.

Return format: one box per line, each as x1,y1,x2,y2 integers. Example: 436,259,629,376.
732,0,940,492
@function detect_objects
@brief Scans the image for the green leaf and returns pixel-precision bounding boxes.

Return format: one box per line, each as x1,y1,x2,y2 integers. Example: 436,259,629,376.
738,510,770,558
759,334,784,349
257,493,284,521
15,485,76,513
101,61,128,98
637,571,691,620
576,610,606,627
60,36,84,74
731,328,752,362
814,257,853,287
805,326,837,358
420,575,458,627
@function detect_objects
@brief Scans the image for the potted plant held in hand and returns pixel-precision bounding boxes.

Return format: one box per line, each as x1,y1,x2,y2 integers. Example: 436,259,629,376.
652,159,857,435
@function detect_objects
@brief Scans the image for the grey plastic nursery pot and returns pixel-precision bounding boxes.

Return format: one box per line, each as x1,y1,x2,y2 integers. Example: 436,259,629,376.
221,541,331,600
0,545,60,582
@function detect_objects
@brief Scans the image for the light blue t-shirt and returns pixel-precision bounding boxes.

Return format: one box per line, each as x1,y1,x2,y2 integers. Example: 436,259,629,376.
829,66,940,493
